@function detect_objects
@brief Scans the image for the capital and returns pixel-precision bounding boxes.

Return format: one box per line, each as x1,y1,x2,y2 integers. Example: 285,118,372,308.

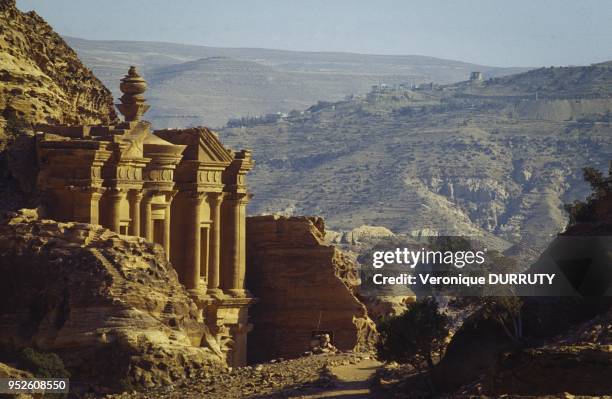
187,191,207,204
128,189,144,201
164,189,179,203
225,192,249,203
107,187,125,197
208,192,224,205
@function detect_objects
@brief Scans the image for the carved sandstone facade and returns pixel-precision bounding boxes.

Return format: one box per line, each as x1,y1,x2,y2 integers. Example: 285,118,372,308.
34,67,255,366
246,215,377,363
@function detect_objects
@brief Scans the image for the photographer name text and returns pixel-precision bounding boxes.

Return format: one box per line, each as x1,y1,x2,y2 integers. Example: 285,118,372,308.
372,273,555,286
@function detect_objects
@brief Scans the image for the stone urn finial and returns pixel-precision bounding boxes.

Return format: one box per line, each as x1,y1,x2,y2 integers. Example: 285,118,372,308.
117,66,150,122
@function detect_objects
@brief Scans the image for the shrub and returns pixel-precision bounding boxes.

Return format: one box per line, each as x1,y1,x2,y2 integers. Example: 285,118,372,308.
564,162,612,225
481,296,524,343
376,297,449,372
19,347,70,378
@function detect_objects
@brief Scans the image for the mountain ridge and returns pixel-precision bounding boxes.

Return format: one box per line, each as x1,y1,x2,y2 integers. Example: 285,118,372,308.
64,36,531,70
66,36,530,127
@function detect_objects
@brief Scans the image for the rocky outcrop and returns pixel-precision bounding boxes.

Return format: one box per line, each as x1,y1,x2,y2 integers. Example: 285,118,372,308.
486,176,612,395
359,295,414,321
0,209,223,391
0,0,116,143
326,224,395,245
436,177,612,396
245,215,377,363
488,307,612,395
0,363,34,399
0,361,32,379
433,299,612,396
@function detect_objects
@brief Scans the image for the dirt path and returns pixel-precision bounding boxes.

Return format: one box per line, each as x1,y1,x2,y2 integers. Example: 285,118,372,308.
289,358,382,399
104,353,382,399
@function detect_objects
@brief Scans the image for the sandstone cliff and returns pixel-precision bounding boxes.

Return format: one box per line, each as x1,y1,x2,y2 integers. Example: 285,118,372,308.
0,0,118,213
0,0,116,144
0,209,223,391
246,215,377,363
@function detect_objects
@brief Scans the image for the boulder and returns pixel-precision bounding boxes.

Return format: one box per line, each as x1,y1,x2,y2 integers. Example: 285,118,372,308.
342,225,395,245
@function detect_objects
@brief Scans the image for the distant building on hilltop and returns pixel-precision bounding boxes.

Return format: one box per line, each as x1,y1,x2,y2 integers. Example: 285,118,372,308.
470,71,484,82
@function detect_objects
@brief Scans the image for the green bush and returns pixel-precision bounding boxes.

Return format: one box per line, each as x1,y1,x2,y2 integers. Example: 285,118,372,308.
376,297,449,371
19,347,70,378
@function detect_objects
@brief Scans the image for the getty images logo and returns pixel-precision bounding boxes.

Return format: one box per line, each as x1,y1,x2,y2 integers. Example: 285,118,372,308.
372,248,487,269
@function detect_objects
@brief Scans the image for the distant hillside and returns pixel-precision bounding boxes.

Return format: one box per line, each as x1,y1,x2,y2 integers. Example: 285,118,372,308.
460,63,612,98
65,37,528,128
219,63,612,255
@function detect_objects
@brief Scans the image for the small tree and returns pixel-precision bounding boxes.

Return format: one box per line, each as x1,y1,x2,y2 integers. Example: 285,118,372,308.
480,252,524,344
564,162,612,225
482,295,523,343
376,297,449,386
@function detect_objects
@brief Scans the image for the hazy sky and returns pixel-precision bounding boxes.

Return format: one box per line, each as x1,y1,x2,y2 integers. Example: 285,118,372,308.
16,0,612,67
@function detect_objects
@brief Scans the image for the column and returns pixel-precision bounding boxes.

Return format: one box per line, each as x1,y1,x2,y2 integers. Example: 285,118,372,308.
200,226,209,281
107,188,124,233
207,193,223,296
231,322,253,367
128,190,143,236
184,192,204,290
226,193,247,297
237,194,249,293
72,187,104,225
163,201,171,261
141,192,153,241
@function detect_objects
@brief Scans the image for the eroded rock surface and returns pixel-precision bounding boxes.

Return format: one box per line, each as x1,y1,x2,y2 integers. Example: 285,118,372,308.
328,225,396,245
0,209,223,391
246,215,377,363
0,0,118,213
0,361,32,379
0,0,116,142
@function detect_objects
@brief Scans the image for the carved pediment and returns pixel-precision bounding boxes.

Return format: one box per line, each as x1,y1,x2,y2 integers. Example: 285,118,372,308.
154,127,234,165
